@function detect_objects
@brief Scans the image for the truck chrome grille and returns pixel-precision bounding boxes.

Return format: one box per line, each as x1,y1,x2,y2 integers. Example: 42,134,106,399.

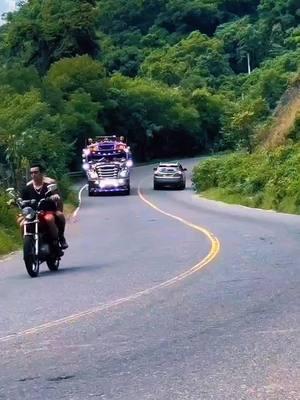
95,163,119,178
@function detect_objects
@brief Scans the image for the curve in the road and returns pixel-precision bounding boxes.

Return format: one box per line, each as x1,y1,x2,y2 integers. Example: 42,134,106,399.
0,181,220,344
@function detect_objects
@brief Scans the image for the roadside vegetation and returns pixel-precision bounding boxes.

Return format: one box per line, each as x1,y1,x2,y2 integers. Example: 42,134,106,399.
0,193,21,256
193,144,300,213
192,71,300,213
0,0,300,252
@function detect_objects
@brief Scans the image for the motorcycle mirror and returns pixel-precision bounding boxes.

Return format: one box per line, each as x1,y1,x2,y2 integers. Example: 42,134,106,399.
8,191,15,198
6,188,14,193
47,183,57,193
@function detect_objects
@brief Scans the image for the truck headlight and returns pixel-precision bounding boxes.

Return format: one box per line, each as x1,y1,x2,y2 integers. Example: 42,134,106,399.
119,168,129,178
89,171,98,179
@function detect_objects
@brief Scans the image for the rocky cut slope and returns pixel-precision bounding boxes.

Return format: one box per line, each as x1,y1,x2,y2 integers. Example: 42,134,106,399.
263,75,300,149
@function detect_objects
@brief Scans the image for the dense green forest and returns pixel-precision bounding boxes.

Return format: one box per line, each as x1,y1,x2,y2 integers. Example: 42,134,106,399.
0,0,299,184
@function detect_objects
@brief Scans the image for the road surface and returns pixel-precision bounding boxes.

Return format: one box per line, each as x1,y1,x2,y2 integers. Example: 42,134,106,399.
0,159,299,399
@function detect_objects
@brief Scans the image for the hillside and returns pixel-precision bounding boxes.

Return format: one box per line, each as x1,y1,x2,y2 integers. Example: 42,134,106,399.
263,78,300,149
192,74,300,214
0,0,299,183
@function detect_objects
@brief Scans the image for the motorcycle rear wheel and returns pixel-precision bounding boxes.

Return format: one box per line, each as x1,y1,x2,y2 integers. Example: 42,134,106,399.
23,236,40,278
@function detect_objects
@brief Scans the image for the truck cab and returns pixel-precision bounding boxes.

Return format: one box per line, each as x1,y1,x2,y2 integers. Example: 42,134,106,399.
82,136,132,196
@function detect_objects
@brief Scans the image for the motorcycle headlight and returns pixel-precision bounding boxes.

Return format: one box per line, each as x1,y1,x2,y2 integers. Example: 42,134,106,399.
22,207,35,220
119,168,129,178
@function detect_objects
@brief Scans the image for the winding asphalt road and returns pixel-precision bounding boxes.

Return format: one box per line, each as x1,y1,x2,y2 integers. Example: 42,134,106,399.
0,158,299,400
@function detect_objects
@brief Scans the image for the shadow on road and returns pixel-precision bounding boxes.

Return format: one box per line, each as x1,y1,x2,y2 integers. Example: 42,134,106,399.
140,185,193,196
89,187,139,197
41,264,107,276
8,263,108,280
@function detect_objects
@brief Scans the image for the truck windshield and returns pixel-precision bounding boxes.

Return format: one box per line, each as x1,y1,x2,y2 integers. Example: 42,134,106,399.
90,153,126,162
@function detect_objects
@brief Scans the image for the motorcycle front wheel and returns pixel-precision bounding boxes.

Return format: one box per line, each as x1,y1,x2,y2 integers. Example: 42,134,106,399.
47,257,60,271
23,236,40,278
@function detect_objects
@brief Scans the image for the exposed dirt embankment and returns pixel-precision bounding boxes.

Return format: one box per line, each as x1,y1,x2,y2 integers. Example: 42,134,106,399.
263,80,300,149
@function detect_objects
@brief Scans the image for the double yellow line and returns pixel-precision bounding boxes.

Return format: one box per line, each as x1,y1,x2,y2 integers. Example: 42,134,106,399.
138,187,220,282
0,185,220,344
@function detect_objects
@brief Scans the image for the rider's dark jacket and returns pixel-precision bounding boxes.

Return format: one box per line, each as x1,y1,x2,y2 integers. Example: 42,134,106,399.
21,179,57,211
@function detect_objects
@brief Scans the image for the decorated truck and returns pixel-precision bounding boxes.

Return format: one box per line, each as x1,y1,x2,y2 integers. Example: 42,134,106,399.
82,136,133,196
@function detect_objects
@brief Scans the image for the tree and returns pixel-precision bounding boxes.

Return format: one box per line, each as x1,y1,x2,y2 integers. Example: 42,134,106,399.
97,0,166,35
0,88,49,135
5,0,99,73
45,55,106,100
44,56,107,167
0,0,299,178
0,65,40,94
104,75,200,159
216,17,267,72
156,0,219,36
223,97,268,152
140,31,232,88
191,88,231,149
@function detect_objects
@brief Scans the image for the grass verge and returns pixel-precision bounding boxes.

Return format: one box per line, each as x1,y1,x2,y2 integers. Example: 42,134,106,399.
0,194,21,257
192,145,300,215
0,228,21,257
199,188,262,208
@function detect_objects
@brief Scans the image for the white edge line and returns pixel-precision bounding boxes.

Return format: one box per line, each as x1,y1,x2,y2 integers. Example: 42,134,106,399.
197,194,286,215
72,184,87,219
0,252,16,263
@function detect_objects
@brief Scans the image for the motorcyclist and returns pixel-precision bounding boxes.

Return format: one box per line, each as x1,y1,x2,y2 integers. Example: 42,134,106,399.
20,163,69,250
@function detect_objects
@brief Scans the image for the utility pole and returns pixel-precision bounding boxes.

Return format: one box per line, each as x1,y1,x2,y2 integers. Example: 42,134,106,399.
247,52,251,75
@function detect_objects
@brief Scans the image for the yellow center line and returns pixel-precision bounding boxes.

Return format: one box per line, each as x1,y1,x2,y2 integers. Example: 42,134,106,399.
0,182,220,344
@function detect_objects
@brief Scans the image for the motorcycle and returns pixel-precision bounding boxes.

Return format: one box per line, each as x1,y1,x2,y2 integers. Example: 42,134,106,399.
7,184,64,278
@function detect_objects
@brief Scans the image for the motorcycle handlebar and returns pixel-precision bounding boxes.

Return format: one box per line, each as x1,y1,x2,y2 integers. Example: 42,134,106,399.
20,199,37,207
